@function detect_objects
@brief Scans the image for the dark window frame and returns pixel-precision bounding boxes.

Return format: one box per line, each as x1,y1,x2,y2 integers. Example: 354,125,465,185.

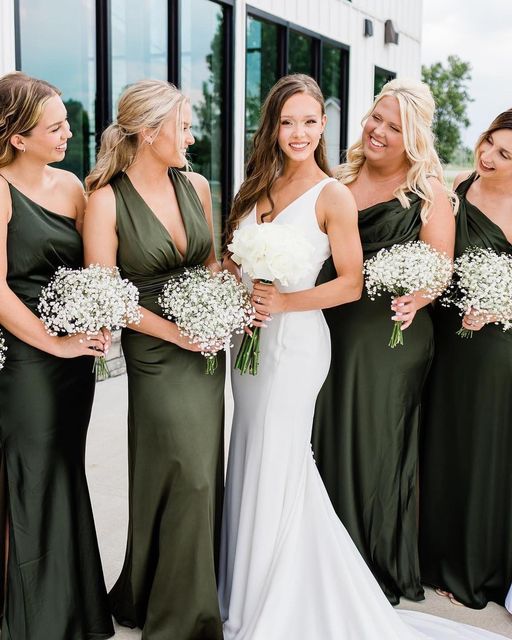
245,5,349,158
374,65,396,96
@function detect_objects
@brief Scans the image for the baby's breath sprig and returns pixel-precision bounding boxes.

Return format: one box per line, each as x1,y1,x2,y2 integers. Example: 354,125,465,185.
158,266,254,375
364,241,453,348
441,246,512,338
0,329,6,371
38,264,142,379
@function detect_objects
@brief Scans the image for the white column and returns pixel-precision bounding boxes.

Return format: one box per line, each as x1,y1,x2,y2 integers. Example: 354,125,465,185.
0,0,16,75
232,0,247,193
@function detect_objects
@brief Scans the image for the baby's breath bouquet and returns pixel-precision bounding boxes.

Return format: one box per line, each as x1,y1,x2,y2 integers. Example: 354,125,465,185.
158,266,254,374
441,246,512,338
38,264,142,379
364,240,452,348
0,330,6,371
228,223,316,374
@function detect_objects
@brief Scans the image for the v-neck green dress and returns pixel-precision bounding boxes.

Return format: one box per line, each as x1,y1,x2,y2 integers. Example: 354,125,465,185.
108,170,225,640
0,182,113,640
419,173,512,608
312,194,432,605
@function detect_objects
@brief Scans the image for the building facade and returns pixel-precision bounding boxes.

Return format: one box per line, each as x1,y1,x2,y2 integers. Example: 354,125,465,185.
0,0,422,239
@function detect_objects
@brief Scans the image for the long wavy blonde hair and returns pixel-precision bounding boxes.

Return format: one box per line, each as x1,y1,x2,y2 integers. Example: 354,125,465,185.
337,78,457,221
86,79,189,193
0,72,60,168
225,74,330,246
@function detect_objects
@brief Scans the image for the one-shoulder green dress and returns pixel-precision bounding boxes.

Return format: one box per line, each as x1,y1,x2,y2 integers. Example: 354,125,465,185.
419,173,512,608
0,182,114,640
312,195,433,605
108,170,225,640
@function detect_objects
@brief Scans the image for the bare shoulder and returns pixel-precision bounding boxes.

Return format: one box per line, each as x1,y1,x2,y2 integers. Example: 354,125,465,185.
0,174,12,222
50,167,84,196
318,179,357,212
183,170,210,195
86,184,116,220
451,170,473,191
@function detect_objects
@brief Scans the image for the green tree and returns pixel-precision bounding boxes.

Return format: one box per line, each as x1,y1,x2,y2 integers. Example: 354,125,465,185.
421,55,473,163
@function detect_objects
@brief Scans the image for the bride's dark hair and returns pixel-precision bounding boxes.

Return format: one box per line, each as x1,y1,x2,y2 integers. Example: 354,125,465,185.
225,74,330,248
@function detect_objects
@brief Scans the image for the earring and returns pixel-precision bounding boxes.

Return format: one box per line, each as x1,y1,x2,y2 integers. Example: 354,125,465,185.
144,137,153,145
21,146,26,153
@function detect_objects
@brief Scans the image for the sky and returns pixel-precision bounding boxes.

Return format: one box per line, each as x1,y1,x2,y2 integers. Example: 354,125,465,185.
422,0,512,148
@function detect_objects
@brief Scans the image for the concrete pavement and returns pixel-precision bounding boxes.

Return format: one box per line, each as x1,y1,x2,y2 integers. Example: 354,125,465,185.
86,374,512,638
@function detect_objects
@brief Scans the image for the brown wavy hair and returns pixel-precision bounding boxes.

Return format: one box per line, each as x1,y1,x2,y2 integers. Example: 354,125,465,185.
0,71,60,168
475,108,512,159
225,74,330,247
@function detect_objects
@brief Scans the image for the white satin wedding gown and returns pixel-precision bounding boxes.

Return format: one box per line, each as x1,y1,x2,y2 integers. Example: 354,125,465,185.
219,178,509,640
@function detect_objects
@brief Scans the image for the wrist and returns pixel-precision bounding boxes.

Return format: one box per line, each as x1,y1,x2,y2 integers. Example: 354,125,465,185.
48,335,64,357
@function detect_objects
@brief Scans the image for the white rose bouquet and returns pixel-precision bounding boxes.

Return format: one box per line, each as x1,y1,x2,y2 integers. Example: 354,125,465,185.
364,240,452,348
0,330,6,371
38,264,142,379
228,223,316,374
158,266,254,374
441,246,512,338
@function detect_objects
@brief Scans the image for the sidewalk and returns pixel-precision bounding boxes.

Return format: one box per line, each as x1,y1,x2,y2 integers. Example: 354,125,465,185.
86,375,512,639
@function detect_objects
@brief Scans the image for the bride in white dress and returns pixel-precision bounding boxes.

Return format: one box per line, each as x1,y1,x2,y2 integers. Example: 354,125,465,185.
219,74,508,640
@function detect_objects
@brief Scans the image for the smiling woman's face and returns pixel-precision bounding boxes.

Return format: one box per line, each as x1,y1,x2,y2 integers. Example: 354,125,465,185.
476,128,512,181
362,95,406,167
277,92,326,164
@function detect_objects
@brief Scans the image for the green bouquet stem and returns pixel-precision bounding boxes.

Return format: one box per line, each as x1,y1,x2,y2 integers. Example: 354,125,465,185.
235,327,261,375
456,326,473,339
205,354,218,375
388,320,404,348
93,355,111,381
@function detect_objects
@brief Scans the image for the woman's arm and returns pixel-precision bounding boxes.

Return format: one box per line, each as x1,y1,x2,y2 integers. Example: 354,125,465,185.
252,181,363,315
392,177,456,329
0,179,105,357
83,186,203,351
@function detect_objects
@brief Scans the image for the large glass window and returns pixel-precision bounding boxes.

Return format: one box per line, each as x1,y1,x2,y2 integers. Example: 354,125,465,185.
374,66,396,96
321,44,343,167
180,0,228,251
288,30,313,75
17,0,96,180
245,14,348,169
245,16,279,159
110,0,167,112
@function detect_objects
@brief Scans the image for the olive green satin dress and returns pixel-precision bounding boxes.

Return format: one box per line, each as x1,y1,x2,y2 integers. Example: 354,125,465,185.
312,195,433,605
419,173,512,608
108,170,224,640
0,182,114,640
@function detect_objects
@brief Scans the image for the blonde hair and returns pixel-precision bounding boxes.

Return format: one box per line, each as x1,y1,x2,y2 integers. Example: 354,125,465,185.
86,79,189,193
0,71,60,168
337,78,457,221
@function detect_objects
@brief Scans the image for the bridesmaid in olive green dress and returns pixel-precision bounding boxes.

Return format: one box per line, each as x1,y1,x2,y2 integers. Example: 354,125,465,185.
0,73,113,639
312,79,456,605
420,110,512,609
84,80,224,640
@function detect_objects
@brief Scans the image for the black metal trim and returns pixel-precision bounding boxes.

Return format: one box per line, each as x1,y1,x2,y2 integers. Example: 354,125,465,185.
95,0,111,148
13,0,21,69
220,0,234,227
340,47,350,156
168,0,180,85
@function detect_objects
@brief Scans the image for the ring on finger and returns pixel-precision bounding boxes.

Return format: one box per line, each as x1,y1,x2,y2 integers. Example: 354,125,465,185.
256,296,261,304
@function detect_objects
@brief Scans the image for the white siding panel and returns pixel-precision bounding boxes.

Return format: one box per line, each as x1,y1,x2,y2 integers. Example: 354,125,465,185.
0,0,16,76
